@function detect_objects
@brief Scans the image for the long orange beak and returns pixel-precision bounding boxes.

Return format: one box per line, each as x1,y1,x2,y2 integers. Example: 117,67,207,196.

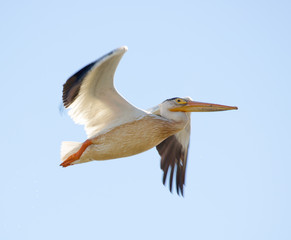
170,101,238,112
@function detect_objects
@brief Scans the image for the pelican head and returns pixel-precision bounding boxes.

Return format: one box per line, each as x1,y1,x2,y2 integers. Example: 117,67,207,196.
160,97,238,122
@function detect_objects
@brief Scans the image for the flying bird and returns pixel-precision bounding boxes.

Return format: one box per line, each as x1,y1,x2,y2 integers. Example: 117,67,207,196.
60,46,237,195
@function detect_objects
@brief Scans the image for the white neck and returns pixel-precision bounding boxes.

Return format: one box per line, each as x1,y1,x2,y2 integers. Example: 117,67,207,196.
159,101,190,126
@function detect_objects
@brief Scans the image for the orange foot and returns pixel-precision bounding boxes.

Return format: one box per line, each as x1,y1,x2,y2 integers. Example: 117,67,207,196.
60,139,93,167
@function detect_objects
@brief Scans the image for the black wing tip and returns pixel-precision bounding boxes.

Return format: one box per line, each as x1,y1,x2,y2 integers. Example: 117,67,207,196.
62,46,127,108
161,162,186,197
157,135,188,197
62,61,96,108
162,171,185,197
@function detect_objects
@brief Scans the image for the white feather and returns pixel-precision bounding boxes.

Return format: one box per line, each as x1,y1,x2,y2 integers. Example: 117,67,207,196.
67,46,146,138
148,100,191,151
61,141,82,162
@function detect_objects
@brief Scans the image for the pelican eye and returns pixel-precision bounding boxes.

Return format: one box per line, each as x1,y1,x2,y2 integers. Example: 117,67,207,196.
175,98,187,104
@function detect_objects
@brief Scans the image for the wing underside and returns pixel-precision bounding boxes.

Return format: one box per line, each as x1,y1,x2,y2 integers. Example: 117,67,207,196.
149,106,190,196
62,46,145,138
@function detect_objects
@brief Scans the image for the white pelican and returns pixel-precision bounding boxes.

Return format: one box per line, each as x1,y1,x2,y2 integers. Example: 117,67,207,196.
60,46,237,195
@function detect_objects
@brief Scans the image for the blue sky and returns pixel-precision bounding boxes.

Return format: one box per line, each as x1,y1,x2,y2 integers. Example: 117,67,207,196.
1,0,290,239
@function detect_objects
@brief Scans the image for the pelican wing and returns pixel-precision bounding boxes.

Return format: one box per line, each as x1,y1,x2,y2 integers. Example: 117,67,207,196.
62,46,145,138
149,106,190,196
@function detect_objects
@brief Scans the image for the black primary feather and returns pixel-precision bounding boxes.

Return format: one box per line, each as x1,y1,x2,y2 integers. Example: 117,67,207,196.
62,50,115,108
156,135,188,196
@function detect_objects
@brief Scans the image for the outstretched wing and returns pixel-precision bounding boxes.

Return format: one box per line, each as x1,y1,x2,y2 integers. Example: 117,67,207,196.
148,106,191,196
62,46,145,138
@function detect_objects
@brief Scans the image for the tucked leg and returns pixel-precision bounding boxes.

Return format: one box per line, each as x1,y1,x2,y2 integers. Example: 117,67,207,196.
60,139,93,167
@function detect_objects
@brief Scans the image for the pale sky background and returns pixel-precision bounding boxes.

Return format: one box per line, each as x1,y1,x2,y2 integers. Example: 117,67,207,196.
1,1,290,239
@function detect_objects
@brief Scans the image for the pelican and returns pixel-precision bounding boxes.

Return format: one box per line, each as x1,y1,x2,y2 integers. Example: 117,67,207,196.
60,46,237,195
